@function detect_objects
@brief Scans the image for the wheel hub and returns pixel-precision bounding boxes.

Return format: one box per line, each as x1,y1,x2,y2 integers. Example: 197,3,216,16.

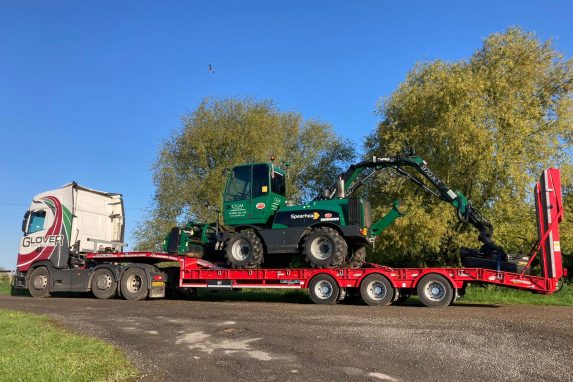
33,275,47,290
231,239,251,261
314,280,333,299
367,281,386,300
96,274,112,290
310,237,333,260
425,282,445,301
126,274,142,293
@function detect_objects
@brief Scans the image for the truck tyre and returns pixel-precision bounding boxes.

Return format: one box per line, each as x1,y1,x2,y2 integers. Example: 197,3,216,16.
303,227,347,268
308,274,340,304
224,230,264,269
346,245,366,268
91,268,118,299
416,274,454,308
120,267,149,301
360,274,394,306
28,267,51,298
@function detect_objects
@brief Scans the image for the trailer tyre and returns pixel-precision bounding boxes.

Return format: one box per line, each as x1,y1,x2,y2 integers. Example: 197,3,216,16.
308,274,340,304
225,230,264,269
120,267,149,301
416,274,454,308
303,227,347,268
28,267,51,298
360,274,394,306
91,268,118,299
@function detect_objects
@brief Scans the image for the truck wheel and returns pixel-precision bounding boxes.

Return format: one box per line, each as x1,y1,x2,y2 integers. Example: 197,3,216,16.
346,245,366,268
91,268,117,299
303,227,347,268
416,274,454,308
360,274,394,306
225,230,264,269
120,267,149,301
308,274,340,304
28,267,51,298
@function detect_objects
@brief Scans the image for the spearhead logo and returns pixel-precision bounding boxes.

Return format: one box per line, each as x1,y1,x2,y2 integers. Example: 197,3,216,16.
22,235,64,248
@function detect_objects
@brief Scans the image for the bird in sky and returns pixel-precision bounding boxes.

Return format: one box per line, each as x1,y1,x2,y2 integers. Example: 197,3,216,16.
208,64,215,74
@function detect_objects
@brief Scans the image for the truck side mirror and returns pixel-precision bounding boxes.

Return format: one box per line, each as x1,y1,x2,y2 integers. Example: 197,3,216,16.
21,211,30,234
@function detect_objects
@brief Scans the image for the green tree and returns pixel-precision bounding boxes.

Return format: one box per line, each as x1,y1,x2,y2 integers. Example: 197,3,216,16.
134,97,355,250
365,27,573,266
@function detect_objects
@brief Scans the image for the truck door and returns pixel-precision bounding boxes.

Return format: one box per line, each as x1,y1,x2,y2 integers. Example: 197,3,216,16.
18,207,53,269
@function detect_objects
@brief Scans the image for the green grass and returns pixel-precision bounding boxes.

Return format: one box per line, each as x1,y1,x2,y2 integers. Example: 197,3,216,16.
0,274,10,295
459,283,573,306
0,309,137,382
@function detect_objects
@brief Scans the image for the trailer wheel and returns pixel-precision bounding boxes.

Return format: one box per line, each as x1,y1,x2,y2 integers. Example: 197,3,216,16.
91,268,117,299
224,230,264,269
308,274,340,304
120,268,149,301
303,227,347,268
360,274,394,306
28,267,51,298
416,274,454,308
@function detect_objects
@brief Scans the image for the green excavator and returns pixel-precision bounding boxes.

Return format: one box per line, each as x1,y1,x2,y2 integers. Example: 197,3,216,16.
164,151,507,269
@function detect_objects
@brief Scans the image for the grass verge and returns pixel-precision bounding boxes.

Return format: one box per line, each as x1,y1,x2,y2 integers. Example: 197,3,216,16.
0,275,10,295
459,283,573,306
0,308,137,382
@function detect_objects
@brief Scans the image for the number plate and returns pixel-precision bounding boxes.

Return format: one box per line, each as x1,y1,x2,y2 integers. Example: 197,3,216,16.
151,281,165,287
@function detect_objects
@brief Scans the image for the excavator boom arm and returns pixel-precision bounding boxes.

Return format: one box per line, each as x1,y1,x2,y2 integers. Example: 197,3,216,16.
318,154,503,257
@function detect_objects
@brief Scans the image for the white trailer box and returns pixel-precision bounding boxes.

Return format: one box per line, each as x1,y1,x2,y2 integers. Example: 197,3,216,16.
17,183,124,271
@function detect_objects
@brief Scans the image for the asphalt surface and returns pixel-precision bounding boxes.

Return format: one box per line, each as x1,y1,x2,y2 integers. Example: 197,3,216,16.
1,295,572,382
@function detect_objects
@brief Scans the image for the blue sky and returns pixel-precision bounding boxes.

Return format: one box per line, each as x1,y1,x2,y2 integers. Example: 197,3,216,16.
0,1,572,269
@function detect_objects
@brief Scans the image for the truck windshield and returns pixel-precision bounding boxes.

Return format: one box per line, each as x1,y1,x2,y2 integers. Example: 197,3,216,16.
27,210,46,233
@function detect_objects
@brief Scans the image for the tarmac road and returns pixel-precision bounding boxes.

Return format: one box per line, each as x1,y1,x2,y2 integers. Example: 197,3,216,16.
1,294,572,382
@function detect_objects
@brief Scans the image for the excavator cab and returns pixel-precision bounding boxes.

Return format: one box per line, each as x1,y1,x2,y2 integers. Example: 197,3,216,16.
222,163,287,226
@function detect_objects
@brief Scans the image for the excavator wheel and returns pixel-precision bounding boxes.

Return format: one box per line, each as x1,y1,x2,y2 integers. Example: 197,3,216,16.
224,230,264,269
303,227,347,268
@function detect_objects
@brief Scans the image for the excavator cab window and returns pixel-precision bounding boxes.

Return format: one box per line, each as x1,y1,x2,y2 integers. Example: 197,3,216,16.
252,164,270,198
224,166,252,201
271,171,286,197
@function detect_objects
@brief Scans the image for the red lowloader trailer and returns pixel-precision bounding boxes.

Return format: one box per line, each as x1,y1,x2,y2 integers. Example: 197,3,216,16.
79,168,566,307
